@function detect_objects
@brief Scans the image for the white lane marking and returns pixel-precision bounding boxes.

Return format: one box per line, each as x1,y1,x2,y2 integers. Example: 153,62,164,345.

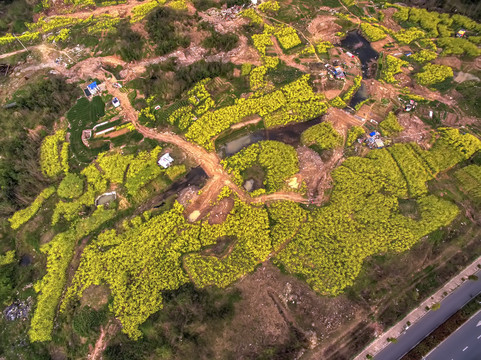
478,334,481,339
463,346,469,351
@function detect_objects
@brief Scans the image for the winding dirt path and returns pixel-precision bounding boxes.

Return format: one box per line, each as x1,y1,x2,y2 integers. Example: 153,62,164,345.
102,75,309,208
89,322,118,360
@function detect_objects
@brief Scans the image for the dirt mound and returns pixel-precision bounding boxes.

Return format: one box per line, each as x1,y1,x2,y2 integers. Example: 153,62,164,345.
307,15,342,43
208,197,235,225
396,113,432,147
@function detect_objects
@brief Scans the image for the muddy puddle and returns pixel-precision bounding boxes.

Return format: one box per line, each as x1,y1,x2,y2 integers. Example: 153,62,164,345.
219,117,324,157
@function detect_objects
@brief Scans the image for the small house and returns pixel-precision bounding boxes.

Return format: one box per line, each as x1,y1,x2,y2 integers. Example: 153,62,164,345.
112,97,120,108
334,66,345,79
158,153,174,168
87,81,100,95
375,139,384,149
346,52,355,58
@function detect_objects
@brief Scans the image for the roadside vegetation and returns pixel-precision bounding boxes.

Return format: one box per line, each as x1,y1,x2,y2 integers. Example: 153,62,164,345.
403,294,481,359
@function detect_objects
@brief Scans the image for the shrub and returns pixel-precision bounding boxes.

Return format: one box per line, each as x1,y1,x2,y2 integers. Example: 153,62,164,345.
301,122,342,150
146,7,189,56
416,64,453,86
57,173,84,199
346,126,365,146
380,112,403,136
410,49,438,64
72,306,106,337
360,23,386,42
203,32,239,52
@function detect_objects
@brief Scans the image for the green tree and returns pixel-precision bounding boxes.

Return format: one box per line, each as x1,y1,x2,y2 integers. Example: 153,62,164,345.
57,173,84,199
380,112,403,136
301,122,343,150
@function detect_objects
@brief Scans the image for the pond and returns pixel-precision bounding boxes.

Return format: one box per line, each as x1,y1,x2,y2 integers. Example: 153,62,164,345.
95,192,117,206
154,166,208,208
218,116,324,157
20,255,32,267
341,31,379,78
348,83,368,109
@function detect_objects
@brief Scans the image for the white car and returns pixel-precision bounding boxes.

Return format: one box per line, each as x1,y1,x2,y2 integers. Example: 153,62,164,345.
112,97,120,108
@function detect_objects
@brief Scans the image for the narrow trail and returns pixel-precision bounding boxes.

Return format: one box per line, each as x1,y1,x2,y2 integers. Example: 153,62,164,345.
53,0,140,19
0,47,29,60
88,321,118,360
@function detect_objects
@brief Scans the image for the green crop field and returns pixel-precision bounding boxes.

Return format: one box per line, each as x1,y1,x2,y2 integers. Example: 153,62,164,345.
67,96,108,163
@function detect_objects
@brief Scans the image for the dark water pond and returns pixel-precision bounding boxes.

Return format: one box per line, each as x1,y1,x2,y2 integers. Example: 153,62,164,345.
341,31,379,78
349,83,368,109
20,255,32,266
153,166,208,208
219,116,324,157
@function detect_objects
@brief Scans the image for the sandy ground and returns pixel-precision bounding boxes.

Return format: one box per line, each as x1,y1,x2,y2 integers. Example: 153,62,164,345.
213,262,365,359
396,113,432,147
307,15,342,44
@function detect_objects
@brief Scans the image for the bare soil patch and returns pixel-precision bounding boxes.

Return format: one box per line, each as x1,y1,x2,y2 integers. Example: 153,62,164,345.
177,185,200,207
297,146,326,201
380,8,402,32
214,263,365,359
208,197,235,225
434,56,463,71
199,8,249,34
325,107,364,133
80,285,110,311
396,113,432,147
307,15,341,43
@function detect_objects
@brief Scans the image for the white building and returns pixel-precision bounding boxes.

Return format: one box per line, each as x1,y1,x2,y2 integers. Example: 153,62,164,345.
158,153,174,168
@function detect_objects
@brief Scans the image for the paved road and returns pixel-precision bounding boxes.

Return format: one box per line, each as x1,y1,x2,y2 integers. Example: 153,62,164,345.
374,270,481,360
426,310,481,360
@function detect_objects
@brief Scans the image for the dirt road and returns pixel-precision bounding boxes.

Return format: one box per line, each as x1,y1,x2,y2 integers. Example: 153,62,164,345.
103,76,310,211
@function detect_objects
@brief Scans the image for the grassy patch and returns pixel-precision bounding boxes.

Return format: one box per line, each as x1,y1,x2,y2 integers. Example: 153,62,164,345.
455,80,481,118
67,96,108,164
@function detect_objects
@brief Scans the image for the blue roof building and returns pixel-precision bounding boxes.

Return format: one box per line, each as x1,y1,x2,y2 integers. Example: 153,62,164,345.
86,82,100,95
